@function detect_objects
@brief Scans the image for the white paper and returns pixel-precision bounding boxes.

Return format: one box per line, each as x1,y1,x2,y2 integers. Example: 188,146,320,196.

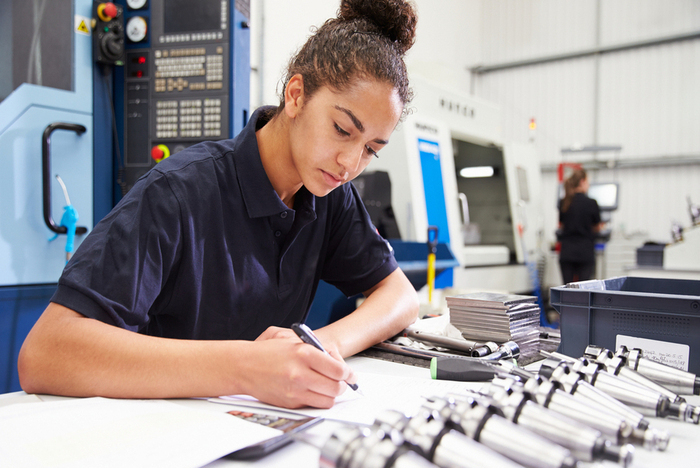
212,371,483,425
0,397,281,468
616,334,690,371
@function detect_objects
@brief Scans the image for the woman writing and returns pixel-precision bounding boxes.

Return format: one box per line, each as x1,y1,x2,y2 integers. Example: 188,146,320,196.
19,0,419,409
558,168,604,284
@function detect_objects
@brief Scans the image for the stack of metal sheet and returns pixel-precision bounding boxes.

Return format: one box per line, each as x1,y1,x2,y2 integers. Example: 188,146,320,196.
446,292,542,363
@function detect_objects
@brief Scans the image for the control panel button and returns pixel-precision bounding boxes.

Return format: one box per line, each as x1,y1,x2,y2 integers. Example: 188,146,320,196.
151,144,170,163
97,2,118,22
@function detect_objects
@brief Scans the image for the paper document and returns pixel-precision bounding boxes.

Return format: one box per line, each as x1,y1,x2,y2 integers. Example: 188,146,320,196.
0,397,281,468
212,371,483,425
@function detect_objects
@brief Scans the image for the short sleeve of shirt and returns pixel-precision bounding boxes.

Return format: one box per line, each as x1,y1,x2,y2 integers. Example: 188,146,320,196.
51,170,182,331
320,182,398,297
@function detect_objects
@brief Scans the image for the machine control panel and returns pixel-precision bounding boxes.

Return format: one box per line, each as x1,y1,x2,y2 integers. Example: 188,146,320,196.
92,2,126,65
116,0,248,194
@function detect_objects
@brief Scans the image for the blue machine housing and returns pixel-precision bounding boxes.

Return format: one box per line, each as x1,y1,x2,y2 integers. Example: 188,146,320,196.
0,0,95,393
0,0,251,393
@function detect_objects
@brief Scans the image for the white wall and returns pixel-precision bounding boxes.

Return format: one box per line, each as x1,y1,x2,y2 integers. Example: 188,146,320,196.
473,0,700,244
250,0,482,108
406,0,481,91
250,0,337,108
251,0,700,247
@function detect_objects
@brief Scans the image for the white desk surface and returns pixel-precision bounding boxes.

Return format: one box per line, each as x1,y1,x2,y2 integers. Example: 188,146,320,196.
2,356,700,468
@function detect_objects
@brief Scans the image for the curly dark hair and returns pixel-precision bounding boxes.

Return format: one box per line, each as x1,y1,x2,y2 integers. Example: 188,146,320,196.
277,0,418,117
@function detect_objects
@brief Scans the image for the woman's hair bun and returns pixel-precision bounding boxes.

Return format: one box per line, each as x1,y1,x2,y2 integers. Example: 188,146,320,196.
339,0,417,55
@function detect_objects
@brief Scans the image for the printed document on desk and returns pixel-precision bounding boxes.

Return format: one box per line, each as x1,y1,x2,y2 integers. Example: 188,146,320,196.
0,397,281,468
211,371,483,425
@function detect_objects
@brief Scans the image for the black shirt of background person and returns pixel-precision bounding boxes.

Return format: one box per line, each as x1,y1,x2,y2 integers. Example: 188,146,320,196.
558,193,601,282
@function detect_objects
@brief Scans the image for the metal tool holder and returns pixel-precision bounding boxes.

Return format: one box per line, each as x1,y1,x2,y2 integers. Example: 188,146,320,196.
423,395,577,468
618,345,700,396
319,339,700,467
585,346,700,423
319,426,441,468
537,358,670,449
371,405,526,468
470,387,634,466
545,351,700,424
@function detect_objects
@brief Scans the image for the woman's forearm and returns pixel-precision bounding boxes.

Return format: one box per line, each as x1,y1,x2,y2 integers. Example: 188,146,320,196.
18,303,353,408
316,268,419,358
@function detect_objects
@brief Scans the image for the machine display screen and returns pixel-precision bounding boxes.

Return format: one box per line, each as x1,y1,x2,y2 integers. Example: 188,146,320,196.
164,0,223,33
557,182,619,211
588,183,619,211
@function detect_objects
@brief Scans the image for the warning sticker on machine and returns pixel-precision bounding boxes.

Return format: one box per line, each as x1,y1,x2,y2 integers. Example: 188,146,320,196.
616,335,690,371
75,15,91,35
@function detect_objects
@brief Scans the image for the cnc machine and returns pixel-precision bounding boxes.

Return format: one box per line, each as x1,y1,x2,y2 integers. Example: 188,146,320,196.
0,0,250,392
370,76,545,294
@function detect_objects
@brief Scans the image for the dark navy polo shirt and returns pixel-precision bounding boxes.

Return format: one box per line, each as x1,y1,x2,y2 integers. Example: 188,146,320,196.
51,106,398,341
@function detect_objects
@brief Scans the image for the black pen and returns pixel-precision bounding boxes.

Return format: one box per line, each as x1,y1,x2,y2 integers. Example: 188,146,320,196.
291,323,360,392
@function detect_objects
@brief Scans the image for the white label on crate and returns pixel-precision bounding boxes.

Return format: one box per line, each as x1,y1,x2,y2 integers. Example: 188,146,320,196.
616,335,689,371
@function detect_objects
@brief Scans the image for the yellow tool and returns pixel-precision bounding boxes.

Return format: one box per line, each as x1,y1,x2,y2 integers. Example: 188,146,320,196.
427,226,438,303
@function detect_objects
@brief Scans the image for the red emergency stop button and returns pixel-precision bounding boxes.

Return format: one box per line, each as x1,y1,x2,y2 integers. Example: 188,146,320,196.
151,144,170,163
97,3,118,22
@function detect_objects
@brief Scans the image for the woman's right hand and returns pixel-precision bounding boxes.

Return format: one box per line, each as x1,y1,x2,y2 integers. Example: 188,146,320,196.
236,336,355,409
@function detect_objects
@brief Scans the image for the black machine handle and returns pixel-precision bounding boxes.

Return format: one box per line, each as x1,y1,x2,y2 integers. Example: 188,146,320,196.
42,122,89,235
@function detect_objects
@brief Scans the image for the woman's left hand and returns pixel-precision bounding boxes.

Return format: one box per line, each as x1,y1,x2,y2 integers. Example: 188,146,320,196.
255,325,344,360
255,326,297,341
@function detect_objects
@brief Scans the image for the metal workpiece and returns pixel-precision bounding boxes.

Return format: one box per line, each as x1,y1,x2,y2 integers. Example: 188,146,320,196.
583,345,615,362
565,374,647,427
541,350,578,365
632,425,670,452
562,378,671,451
319,426,440,468
522,377,633,441
519,372,671,451
437,395,579,468
588,347,683,402
667,400,700,424
587,345,699,419
372,406,526,468
558,346,700,423
614,359,688,405
471,341,499,358
575,359,698,423
404,331,492,358
410,399,529,468
517,376,636,445
621,346,700,396
403,331,520,362
480,340,521,361
320,425,368,468
471,409,578,468
372,406,456,462
431,431,527,468
390,450,444,468
485,388,633,466
541,359,650,428
580,363,672,418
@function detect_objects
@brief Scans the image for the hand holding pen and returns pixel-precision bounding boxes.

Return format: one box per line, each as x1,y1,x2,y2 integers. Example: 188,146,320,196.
291,323,361,393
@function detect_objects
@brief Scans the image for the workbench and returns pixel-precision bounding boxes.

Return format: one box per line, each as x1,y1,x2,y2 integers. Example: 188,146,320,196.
1,356,699,467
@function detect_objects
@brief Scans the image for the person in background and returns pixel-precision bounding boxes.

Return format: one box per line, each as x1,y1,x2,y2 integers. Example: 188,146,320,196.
558,168,604,284
18,0,419,409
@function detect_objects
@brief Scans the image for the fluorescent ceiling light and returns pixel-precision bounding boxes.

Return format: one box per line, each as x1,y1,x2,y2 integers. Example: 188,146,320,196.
459,166,494,178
